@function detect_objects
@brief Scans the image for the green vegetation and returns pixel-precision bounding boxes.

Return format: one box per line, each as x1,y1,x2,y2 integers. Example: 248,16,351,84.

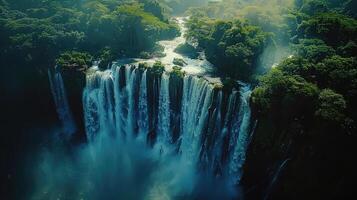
56,51,92,70
172,58,187,66
0,0,179,72
174,43,199,58
170,65,185,78
138,62,150,70
186,0,294,43
165,0,208,15
186,16,270,80
315,89,347,123
244,1,357,199
252,1,357,133
149,60,165,75
98,47,115,69
1,0,357,198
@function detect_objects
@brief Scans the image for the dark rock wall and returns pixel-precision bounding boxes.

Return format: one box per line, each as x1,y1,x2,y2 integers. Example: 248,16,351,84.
242,104,357,200
60,67,86,142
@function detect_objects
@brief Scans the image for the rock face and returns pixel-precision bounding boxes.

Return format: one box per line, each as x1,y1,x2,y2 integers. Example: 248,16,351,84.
59,66,86,141
173,57,187,66
82,64,255,186
242,102,356,199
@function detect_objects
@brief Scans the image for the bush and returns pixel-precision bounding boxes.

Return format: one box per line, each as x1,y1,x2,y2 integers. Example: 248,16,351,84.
170,66,185,78
56,51,92,70
138,62,149,70
172,58,187,66
150,61,165,75
174,43,199,58
98,47,115,70
186,17,269,80
315,89,346,123
139,51,152,59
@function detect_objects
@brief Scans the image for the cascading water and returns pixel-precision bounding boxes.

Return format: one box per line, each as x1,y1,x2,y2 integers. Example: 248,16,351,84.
138,69,149,138
157,73,171,149
48,66,76,135
228,84,252,184
80,63,253,198
38,17,254,200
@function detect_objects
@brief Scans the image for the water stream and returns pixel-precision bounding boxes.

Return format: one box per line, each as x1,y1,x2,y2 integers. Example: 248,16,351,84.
42,17,254,200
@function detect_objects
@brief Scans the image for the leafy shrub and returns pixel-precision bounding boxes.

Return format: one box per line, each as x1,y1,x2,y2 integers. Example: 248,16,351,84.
56,51,92,69
170,65,185,78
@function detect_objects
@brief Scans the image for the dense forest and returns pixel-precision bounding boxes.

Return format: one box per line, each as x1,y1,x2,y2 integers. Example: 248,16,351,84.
1,0,356,199
182,0,357,198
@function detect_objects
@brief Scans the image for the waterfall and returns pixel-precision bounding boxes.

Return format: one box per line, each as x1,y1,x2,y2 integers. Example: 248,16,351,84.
228,83,252,184
82,64,253,191
156,73,171,154
48,67,76,135
180,76,213,162
41,16,255,199
138,70,149,138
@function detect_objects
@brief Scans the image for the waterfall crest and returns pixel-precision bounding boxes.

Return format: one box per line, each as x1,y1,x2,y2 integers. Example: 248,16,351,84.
83,64,253,184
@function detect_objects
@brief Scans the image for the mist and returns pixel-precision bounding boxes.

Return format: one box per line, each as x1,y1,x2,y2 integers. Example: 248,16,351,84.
185,0,295,71
30,131,239,200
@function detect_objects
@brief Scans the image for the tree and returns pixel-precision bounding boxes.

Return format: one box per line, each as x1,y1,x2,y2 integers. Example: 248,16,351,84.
297,12,357,47
315,89,346,123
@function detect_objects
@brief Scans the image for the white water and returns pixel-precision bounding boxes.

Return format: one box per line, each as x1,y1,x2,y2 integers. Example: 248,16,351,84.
228,83,252,184
48,67,76,135
113,17,215,77
79,64,253,198
157,17,214,75
156,73,171,153
138,70,149,138
180,76,213,162
83,18,251,199
42,17,254,200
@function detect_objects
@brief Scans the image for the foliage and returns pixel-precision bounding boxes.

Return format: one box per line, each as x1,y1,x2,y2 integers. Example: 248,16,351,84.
116,3,169,30
98,47,116,69
138,62,149,70
186,0,294,44
252,0,357,135
170,65,185,78
293,39,335,62
149,60,165,75
55,51,92,69
174,43,198,58
315,89,346,123
186,16,269,80
252,68,319,118
165,0,208,15
297,12,357,47
0,0,179,71
172,58,187,66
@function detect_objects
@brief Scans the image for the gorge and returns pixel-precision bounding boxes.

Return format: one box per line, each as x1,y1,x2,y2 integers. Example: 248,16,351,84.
2,1,356,199
40,17,254,199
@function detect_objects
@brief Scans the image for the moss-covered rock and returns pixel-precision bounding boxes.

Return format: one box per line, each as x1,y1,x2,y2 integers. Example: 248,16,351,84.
139,51,153,59
148,61,165,76
173,58,187,66
221,77,240,92
174,43,199,58
138,62,150,70
170,66,186,78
